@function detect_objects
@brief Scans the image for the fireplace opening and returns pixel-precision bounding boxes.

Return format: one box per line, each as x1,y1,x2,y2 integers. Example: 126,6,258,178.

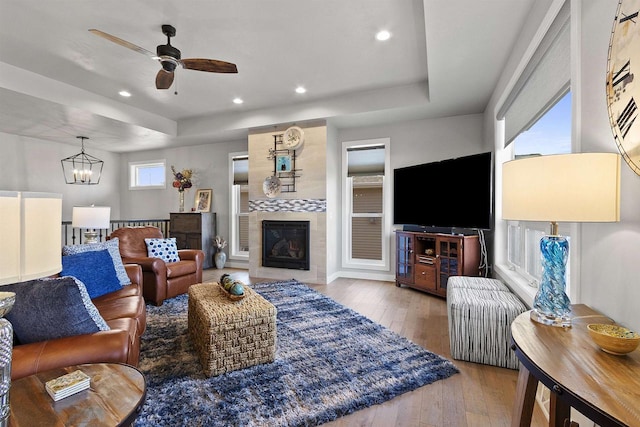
262,220,310,270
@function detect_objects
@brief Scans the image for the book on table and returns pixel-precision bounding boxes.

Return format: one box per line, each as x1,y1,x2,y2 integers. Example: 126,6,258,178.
45,370,91,401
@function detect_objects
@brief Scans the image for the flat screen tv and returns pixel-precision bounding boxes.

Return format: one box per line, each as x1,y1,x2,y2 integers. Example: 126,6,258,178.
393,152,492,230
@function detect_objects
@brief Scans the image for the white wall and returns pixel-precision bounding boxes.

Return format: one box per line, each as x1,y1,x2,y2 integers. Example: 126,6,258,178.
326,122,340,282
0,132,248,261
0,132,121,220
577,0,640,331
335,113,485,280
339,113,485,171
119,139,248,263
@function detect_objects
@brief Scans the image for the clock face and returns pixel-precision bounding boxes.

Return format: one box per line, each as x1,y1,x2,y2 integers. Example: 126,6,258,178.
607,0,640,175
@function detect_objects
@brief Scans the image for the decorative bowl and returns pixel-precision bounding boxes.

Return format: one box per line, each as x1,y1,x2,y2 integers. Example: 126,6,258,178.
587,323,640,355
262,176,281,198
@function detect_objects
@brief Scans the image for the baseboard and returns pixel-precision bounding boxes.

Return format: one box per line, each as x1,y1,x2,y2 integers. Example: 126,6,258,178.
328,271,395,284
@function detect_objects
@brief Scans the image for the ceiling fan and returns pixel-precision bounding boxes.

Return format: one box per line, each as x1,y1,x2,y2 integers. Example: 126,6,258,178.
89,24,238,90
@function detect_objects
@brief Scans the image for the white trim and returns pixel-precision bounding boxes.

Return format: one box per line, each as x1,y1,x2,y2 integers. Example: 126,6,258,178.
570,0,582,303
494,264,536,308
495,0,569,118
341,138,391,271
229,151,249,261
327,270,395,284
128,159,166,190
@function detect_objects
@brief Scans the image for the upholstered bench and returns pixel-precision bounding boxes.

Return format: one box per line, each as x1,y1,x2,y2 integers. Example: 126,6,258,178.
447,276,527,370
188,282,277,377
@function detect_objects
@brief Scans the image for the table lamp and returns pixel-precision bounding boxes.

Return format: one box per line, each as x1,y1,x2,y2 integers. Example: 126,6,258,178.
502,153,620,327
72,206,111,244
0,191,62,425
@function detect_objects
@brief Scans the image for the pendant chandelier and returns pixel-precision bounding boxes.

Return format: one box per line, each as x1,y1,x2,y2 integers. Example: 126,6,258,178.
61,136,104,185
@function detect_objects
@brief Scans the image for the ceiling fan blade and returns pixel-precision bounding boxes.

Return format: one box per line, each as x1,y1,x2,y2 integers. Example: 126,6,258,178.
89,29,156,58
155,70,175,89
181,58,238,73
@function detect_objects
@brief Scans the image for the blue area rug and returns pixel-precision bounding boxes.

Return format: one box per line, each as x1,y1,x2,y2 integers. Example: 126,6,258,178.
135,280,459,426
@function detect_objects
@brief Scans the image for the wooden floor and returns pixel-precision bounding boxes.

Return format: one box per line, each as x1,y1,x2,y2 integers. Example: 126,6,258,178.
202,268,548,427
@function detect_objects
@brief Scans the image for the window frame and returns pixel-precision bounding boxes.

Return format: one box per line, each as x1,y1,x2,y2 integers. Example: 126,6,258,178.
229,152,249,260
341,138,391,271
499,90,579,303
128,159,166,190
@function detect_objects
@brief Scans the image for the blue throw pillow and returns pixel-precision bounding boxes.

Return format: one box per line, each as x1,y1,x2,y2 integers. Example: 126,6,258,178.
145,238,180,263
4,276,109,345
61,249,122,299
62,238,131,286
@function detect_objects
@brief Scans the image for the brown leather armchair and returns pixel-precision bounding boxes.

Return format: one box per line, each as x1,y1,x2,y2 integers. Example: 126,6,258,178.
110,226,204,306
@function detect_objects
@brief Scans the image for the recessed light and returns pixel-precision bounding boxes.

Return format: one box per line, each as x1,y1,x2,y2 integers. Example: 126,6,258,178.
233,97,244,104
376,30,391,41
119,90,131,97
295,86,307,94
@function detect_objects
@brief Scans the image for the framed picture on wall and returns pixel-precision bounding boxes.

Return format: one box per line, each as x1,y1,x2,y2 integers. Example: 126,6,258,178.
194,189,212,212
276,155,292,172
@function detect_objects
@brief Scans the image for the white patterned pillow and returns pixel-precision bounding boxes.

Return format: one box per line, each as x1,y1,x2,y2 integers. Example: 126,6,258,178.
62,238,131,286
145,238,180,263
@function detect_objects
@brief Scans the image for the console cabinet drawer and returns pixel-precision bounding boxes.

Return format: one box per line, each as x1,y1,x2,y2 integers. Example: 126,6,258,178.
415,264,436,291
170,214,201,233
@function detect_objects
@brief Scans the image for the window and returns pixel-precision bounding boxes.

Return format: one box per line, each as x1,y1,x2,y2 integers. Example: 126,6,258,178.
351,176,383,260
342,139,391,270
129,160,166,190
230,154,249,259
506,92,572,287
496,2,573,300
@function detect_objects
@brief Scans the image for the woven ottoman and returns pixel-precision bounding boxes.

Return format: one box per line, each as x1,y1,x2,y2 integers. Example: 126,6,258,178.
447,277,527,370
188,282,277,377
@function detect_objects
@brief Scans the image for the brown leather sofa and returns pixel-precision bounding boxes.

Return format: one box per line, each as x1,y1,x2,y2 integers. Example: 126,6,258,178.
109,226,204,306
12,264,146,381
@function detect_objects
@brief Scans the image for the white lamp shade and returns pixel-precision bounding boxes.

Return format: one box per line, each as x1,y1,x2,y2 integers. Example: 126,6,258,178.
0,191,63,285
502,153,621,223
72,206,111,229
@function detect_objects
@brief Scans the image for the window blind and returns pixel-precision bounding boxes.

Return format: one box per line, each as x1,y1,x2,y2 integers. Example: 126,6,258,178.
232,156,249,185
347,145,385,177
497,1,570,146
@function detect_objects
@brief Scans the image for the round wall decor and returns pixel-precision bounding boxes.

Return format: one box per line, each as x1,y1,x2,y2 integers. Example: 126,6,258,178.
282,126,304,149
263,176,282,198
607,0,640,175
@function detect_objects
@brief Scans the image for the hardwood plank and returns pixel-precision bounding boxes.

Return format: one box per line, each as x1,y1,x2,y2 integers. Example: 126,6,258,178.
200,268,547,427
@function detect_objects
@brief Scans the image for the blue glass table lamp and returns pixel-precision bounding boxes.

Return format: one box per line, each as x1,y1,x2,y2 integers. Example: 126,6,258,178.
502,153,621,327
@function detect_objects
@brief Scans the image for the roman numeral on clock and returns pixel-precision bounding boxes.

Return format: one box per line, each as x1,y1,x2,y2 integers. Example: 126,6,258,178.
612,60,631,88
617,97,637,138
619,11,638,23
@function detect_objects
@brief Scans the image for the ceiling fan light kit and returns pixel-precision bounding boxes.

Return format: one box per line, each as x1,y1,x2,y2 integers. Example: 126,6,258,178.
89,24,238,90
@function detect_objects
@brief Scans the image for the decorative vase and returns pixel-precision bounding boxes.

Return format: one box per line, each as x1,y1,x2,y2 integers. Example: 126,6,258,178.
0,292,16,427
215,250,227,269
178,191,185,212
531,235,571,327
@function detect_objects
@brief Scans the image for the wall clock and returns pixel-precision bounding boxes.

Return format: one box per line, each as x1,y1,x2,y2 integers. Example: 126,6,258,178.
607,0,640,175
282,126,304,149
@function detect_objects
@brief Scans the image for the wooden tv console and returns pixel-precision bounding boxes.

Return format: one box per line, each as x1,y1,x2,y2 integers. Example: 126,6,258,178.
395,230,481,297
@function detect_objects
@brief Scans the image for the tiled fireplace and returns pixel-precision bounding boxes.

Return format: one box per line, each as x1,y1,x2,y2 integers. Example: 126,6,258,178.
248,123,328,284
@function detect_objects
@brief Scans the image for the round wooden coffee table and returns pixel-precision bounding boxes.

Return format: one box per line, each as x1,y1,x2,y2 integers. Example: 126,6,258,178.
9,363,146,426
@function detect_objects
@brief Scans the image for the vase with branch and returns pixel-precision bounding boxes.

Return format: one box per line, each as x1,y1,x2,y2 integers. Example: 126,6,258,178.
171,166,193,212
214,236,227,269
